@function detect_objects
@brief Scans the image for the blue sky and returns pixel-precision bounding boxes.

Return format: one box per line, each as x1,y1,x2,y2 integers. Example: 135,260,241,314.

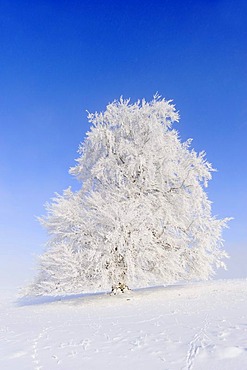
1,0,246,286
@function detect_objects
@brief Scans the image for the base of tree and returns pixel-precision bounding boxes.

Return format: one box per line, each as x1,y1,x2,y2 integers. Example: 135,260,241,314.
110,283,130,295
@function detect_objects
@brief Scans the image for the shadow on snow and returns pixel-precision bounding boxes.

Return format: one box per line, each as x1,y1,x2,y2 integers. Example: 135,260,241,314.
17,281,194,307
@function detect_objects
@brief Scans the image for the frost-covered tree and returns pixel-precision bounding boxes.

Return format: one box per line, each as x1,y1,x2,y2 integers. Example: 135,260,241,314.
27,96,230,295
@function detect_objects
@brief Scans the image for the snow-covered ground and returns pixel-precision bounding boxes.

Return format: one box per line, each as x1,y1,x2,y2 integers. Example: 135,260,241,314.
1,279,247,370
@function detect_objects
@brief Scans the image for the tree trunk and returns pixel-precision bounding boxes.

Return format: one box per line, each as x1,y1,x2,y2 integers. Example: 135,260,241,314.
111,283,130,295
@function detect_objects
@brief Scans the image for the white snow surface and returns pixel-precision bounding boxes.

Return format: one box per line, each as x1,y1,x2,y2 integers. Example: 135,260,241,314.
1,279,247,370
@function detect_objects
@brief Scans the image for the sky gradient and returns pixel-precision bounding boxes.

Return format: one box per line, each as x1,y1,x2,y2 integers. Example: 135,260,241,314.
1,0,246,287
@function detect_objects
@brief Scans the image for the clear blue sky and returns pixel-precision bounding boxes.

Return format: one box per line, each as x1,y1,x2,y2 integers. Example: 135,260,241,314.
1,0,246,286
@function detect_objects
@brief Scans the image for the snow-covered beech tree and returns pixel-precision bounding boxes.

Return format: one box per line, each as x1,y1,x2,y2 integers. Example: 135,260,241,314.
27,96,230,296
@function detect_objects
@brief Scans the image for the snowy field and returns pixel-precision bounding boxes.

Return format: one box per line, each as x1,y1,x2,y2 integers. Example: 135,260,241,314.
1,279,247,370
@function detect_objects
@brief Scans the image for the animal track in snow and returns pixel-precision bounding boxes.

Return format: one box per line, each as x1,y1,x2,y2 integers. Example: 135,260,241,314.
32,326,53,369
183,315,210,370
